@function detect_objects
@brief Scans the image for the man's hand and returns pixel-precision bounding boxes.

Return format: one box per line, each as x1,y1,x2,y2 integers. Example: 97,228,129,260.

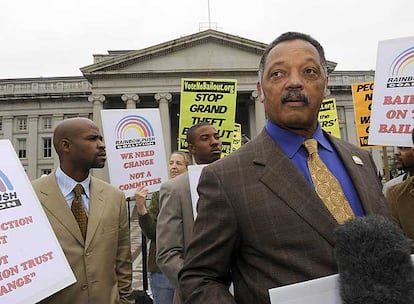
134,186,148,216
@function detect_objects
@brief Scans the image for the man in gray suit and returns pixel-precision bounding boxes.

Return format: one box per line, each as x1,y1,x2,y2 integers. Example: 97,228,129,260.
179,32,389,304
156,122,222,304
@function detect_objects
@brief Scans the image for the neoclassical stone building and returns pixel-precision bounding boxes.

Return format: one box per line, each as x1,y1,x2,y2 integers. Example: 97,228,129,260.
0,29,385,181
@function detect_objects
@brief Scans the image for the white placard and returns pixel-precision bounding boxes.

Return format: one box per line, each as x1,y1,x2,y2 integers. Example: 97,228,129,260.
269,274,341,304
0,140,76,304
101,109,168,197
188,165,207,219
270,254,414,304
368,35,414,146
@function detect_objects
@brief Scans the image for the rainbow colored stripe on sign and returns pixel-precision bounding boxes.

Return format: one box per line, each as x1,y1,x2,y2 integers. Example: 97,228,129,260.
389,46,414,76
0,170,14,192
115,115,154,139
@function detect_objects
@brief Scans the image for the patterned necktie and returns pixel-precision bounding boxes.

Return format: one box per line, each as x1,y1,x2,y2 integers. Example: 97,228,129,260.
71,184,88,239
303,139,354,224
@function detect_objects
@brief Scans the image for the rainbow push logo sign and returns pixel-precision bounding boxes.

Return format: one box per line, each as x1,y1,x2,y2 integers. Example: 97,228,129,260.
387,46,414,88
114,115,156,150
0,170,21,211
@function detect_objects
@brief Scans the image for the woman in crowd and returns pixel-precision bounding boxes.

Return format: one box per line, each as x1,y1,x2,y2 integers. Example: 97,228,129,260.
135,151,190,304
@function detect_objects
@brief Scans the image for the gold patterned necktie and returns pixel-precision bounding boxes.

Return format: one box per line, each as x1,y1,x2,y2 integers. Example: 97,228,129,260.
303,139,354,224
71,184,88,240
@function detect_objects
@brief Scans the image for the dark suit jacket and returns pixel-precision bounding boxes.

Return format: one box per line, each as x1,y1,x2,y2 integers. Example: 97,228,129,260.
32,173,135,304
179,129,389,304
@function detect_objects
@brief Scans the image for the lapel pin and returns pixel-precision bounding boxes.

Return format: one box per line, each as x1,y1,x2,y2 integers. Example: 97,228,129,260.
352,155,364,166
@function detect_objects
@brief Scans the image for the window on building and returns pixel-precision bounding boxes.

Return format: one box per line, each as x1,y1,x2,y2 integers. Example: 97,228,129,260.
0,117,2,131
64,114,78,120
41,169,52,176
42,117,52,129
43,137,52,158
17,117,27,131
17,138,27,158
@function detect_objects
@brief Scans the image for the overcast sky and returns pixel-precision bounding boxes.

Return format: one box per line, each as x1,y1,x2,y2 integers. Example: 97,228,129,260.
1,0,413,79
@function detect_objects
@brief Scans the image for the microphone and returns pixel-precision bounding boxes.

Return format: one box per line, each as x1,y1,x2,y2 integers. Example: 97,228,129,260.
335,215,414,304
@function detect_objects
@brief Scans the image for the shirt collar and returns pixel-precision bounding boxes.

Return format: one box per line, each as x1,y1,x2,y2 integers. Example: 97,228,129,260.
312,125,333,152
265,120,333,158
55,166,91,198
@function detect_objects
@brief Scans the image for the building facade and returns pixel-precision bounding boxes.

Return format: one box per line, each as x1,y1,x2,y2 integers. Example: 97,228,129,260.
0,30,389,181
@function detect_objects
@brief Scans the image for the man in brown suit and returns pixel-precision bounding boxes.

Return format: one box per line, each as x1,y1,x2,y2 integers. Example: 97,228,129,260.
32,117,135,304
179,32,389,304
386,128,414,239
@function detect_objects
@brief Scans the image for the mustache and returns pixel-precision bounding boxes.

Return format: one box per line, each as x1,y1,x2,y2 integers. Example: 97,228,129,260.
281,91,310,104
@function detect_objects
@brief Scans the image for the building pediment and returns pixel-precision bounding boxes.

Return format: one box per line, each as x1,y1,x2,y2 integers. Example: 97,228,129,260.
80,30,268,81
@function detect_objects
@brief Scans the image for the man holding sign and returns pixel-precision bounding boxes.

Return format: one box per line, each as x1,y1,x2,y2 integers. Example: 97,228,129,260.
32,118,135,304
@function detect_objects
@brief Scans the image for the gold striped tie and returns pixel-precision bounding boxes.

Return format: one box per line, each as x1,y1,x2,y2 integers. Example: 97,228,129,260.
303,139,354,224
71,184,88,239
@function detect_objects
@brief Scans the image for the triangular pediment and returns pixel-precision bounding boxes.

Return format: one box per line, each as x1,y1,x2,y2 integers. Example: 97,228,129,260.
80,30,268,80
80,29,337,82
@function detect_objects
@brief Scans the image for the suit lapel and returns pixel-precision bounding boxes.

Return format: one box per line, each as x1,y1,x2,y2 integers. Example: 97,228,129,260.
410,178,414,199
85,177,105,249
39,174,85,244
254,130,337,246
329,135,383,215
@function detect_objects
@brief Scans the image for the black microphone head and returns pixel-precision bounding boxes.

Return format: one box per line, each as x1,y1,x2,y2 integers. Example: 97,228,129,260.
335,215,414,304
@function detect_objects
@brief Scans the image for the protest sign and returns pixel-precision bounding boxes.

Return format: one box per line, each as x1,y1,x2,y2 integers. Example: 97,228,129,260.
101,109,168,197
369,36,414,146
230,123,242,153
178,78,237,156
318,98,341,138
351,81,379,148
0,140,75,304
188,165,207,220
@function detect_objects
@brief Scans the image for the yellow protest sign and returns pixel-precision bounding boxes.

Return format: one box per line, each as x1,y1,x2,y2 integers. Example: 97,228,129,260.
178,78,237,156
318,98,341,138
230,123,242,153
351,82,379,149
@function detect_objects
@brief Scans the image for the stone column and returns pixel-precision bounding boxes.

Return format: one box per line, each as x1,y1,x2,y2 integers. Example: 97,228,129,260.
88,94,106,129
52,114,64,168
251,90,266,137
248,97,256,139
2,115,13,141
154,93,172,158
121,94,140,109
88,94,106,180
345,106,357,146
27,115,39,179
372,147,384,179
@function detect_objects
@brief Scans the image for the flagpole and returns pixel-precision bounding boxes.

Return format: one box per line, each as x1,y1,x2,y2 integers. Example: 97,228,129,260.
208,0,211,29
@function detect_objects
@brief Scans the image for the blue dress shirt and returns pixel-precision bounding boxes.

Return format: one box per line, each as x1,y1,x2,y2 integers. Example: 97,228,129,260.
265,121,365,216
